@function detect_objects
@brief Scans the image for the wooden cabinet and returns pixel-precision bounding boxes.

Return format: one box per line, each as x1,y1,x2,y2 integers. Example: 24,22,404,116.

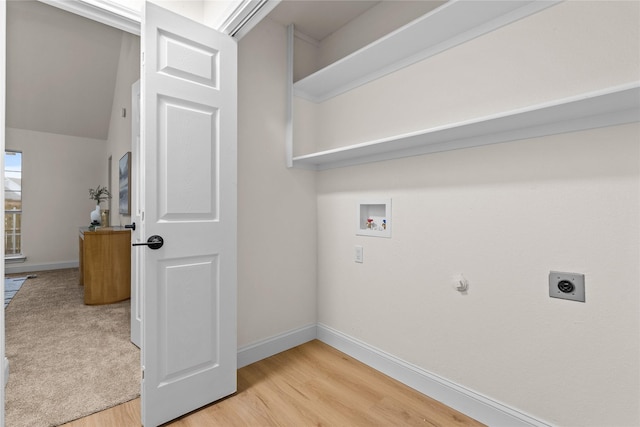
79,227,131,305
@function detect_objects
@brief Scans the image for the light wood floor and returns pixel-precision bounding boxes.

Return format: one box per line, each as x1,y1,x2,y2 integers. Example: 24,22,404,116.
64,340,484,426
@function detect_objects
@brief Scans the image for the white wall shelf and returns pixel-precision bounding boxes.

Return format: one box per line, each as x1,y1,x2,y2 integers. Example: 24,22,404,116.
293,0,562,103
292,83,640,171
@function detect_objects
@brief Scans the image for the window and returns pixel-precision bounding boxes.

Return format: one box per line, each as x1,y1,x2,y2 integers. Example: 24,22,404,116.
5,151,22,257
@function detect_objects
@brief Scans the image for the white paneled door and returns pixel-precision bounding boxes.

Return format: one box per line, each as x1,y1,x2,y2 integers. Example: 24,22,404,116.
139,3,237,426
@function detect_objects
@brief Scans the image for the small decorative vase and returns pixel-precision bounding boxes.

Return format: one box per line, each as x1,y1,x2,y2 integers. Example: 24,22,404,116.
90,205,101,225
101,209,110,227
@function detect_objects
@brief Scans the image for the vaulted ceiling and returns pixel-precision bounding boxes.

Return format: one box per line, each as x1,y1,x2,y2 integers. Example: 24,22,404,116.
6,0,128,140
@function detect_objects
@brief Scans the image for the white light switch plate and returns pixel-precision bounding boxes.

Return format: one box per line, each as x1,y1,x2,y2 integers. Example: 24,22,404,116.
355,245,363,263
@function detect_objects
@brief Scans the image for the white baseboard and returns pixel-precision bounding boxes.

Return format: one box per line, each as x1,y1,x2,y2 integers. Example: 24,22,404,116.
316,323,552,427
4,261,79,275
237,323,550,425
237,324,317,368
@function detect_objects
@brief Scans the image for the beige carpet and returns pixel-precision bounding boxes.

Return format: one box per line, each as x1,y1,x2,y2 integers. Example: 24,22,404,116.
5,269,139,426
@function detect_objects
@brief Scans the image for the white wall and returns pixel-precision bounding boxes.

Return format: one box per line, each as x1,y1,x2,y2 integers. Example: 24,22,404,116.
105,32,140,226
307,1,640,426
5,128,105,272
293,35,318,83
317,123,639,426
4,30,139,273
235,18,318,347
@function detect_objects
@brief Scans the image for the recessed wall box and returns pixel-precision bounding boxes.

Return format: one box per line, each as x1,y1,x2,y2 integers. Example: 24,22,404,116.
357,199,391,238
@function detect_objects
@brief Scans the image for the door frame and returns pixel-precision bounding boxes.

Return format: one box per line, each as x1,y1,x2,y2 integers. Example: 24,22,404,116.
36,0,279,38
0,0,271,424
1,2,7,425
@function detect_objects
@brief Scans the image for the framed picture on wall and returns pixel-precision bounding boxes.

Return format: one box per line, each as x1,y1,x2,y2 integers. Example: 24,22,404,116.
119,152,131,215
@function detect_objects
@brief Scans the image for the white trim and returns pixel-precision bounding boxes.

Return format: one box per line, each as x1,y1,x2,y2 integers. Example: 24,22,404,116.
1,0,6,413
237,324,317,368
78,0,140,22
4,261,79,275
285,24,294,168
37,0,275,39
215,0,280,40
317,323,552,427
208,0,245,31
237,323,554,425
4,255,26,264
38,0,141,35
216,0,261,35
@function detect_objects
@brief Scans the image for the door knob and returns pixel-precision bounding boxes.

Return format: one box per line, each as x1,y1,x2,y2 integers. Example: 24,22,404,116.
132,235,164,250
124,222,136,231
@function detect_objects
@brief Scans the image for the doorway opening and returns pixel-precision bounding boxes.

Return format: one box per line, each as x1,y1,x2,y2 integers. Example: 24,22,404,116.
4,1,140,424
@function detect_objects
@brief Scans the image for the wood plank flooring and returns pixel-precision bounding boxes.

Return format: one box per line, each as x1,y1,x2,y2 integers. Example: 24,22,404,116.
64,340,484,426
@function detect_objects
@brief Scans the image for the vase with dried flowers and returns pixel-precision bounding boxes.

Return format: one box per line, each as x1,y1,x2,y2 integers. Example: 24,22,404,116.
88,185,111,225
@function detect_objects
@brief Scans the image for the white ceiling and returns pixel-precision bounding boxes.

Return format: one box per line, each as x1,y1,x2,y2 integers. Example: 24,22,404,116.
6,1,127,140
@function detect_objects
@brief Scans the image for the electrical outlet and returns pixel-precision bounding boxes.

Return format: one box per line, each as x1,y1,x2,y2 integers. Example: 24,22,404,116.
549,271,585,302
